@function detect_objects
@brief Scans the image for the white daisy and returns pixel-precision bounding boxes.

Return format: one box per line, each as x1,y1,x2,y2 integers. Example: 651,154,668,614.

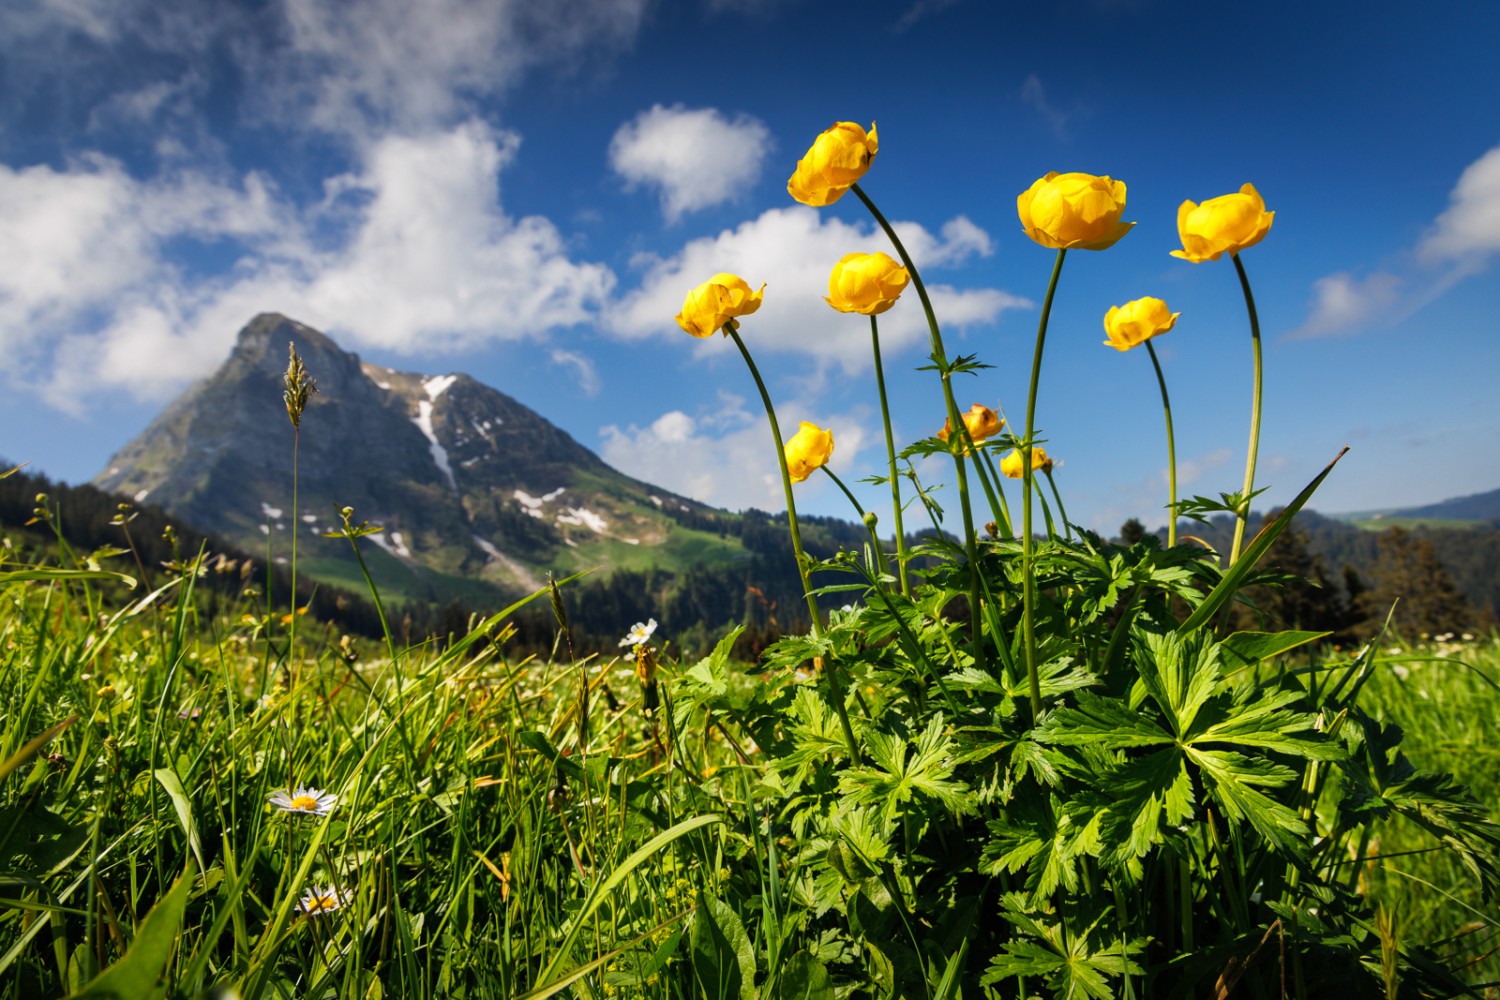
269,786,337,816
618,618,658,648
297,885,352,915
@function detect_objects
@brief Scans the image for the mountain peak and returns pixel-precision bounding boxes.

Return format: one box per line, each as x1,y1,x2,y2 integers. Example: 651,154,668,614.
94,314,721,598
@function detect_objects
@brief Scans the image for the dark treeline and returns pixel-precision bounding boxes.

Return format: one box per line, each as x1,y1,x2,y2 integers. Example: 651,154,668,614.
0,462,885,660
1136,508,1498,641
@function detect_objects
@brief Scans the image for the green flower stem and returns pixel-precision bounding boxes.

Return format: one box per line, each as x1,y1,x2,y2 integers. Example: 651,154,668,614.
726,326,822,631
968,445,1009,536
1144,340,1178,547
726,325,859,762
1021,248,1068,719
981,451,1014,536
852,182,986,672
869,315,910,595
1043,470,1071,541
1228,253,1264,565
820,466,890,582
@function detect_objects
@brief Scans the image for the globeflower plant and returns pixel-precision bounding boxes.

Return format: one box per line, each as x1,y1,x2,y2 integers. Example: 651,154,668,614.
649,114,1496,1000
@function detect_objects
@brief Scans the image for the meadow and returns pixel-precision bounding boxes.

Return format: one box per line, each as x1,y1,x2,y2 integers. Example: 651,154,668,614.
5,125,1500,999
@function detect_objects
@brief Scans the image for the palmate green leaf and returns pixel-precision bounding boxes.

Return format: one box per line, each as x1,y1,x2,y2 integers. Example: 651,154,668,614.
1037,693,1173,751
774,688,850,785
1187,748,1309,858
981,794,1103,903
838,716,974,825
1136,630,1221,737
1099,748,1196,865
982,900,1144,1000
1188,687,1342,761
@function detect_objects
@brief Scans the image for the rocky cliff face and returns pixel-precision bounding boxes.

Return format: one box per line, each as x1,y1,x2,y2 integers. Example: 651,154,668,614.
94,313,722,595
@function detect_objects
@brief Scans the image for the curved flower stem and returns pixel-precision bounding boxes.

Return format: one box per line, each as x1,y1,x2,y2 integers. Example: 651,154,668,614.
1228,253,1263,565
869,315,910,596
981,451,1014,536
852,182,986,672
821,466,890,582
1043,470,1072,541
726,325,821,630
1022,248,1068,720
727,325,859,761
1145,340,1178,547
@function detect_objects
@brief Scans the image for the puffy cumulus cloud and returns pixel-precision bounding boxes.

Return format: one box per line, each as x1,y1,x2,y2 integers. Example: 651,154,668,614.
599,402,868,512
6,121,615,406
1285,271,1403,340
271,0,652,133
610,105,771,222
608,207,1028,371
1418,145,1500,265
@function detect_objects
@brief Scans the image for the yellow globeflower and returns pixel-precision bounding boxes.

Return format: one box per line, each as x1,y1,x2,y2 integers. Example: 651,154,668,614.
1170,184,1274,262
938,403,1004,453
675,273,764,338
785,422,834,483
787,122,878,207
825,252,910,315
1103,297,1181,351
1017,172,1134,251
1000,446,1053,479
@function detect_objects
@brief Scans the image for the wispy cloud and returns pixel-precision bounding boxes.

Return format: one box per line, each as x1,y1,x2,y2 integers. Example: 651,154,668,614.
610,105,772,222
1284,271,1402,341
550,349,602,396
1020,73,1071,138
1290,143,1500,339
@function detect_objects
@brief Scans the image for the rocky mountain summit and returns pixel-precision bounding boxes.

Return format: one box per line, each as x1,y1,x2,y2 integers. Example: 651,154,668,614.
94,314,732,598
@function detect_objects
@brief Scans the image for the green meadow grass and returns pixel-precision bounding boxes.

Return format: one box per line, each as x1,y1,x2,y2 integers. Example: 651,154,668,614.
3,545,1498,998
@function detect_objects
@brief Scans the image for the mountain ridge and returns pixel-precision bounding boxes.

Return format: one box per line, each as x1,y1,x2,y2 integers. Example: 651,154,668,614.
93,313,739,601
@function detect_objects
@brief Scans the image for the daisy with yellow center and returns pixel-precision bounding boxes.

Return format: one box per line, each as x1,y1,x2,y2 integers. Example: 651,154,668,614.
269,786,337,816
297,885,352,915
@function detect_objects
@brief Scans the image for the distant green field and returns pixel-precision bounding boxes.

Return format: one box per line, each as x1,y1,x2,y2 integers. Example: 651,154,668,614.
1342,516,1490,531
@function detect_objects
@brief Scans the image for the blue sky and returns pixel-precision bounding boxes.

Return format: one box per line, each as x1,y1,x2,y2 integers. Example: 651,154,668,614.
2,0,1498,535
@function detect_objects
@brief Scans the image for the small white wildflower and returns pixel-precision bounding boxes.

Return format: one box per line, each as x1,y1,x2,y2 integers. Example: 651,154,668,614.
1391,664,1410,680
297,885,352,915
269,786,337,816
619,619,657,648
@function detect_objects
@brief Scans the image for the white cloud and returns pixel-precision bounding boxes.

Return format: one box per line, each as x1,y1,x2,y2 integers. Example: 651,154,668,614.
550,348,602,396
610,105,772,222
1418,144,1500,264
1020,73,1070,138
600,403,869,512
1284,271,1402,340
608,206,1028,372
271,0,652,133
5,121,616,405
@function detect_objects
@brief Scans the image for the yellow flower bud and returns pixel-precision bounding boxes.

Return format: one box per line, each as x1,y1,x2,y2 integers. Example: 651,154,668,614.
938,403,1004,453
1170,183,1274,263
1103,297,1180,351
784,422,834,483
787,121,878,207
1017,172,1134,251
674,273,765,338
1000,446,1053,479
825,251,910,315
